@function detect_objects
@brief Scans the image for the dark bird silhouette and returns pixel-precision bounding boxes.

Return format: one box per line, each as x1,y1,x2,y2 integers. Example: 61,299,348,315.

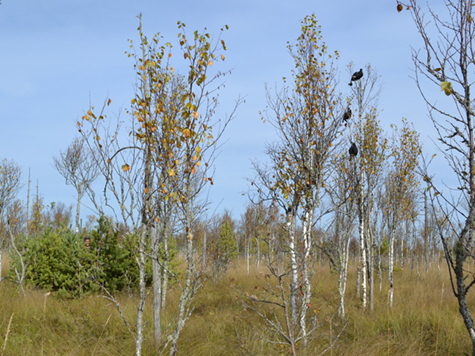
349,69,363,86
342,107,352,123
349,142,358,157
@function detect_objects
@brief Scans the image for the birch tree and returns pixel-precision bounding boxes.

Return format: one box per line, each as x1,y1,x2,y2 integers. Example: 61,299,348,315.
385,119,421,307
252,14,342,347
80,15,239,356
348,65,387,311
53,138,99,233
327,149,357,318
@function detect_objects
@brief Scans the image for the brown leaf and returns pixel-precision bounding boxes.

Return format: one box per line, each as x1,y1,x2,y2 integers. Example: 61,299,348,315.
397,3,403,12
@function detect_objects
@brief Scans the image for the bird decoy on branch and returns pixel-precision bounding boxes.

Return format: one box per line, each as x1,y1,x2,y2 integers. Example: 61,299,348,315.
342,107,352,123
349,69,363,86
349,142,358,158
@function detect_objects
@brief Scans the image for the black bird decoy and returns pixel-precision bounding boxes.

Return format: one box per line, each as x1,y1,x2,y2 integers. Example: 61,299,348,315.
342,107,352,123
349,142,358,157
349,69,363,86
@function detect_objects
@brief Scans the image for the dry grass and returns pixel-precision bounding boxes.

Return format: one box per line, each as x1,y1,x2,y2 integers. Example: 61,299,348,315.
0,256,471,355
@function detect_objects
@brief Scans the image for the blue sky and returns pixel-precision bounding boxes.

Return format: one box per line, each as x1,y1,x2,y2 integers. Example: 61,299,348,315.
0,0,448,222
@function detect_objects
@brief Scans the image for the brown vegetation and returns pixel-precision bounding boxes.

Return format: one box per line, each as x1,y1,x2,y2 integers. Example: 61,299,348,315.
0,255,471,355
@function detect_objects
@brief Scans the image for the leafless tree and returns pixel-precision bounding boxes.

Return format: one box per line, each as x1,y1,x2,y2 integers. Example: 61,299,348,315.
53,137,99,233
0,159,22,283
402,0,475,353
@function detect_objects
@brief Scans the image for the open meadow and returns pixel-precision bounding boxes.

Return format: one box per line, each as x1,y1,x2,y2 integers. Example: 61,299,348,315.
1,252,472,356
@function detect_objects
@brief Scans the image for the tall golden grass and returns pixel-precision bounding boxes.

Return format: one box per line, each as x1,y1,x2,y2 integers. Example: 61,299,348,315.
0,254,471,355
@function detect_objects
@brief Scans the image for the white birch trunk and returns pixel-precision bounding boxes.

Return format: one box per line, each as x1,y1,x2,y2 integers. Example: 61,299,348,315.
359,225,367,310
287,213,299,327
169,201,195,356
135,228,148,356
356,267,361,298
152,247,162,345
161,234,169,309
256,233,260,270
357,166,367,310
378,242,382,293
246,234,250,276
389,216,395,308
367,213,375,312
338,234,351,319
299,209,313,344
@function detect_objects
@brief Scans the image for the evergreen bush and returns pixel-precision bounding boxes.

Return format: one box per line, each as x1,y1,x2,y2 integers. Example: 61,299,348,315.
9,217,147,298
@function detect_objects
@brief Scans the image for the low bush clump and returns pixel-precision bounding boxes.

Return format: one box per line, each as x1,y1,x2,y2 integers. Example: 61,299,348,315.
9,217,141,298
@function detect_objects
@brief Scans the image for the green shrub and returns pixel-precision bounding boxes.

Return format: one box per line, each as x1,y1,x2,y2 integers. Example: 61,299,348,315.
10,228,95,297
10,217,146,298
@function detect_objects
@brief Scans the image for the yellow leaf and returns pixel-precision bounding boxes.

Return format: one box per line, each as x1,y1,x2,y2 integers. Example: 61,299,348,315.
208,61,213,66
183,128,190,138
193,111,199,119
144,187,149,194
168,168,175,176
85,115,90,121
122,164,130,172
221,54,225,61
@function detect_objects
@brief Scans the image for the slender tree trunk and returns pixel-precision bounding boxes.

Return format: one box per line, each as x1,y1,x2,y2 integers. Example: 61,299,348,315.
26,168,31,237
378,243,382,293
256,233,260,270
359,207,367,309
75,185,83,234
152,224,165,345
389,215,396,308
152,231,162,345
338,233,351,319
400,239,405,270
135,228,147,356
170,205,195,356
356,267,361,298
456,241,475,356
287,212,299,327
300,209,313,345
161,233,169,309
367,220,374,312
201,231,207,272
246,234,250,276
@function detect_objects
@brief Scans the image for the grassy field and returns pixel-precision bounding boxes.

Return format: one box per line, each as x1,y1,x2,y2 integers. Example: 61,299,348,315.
0,253,472,355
